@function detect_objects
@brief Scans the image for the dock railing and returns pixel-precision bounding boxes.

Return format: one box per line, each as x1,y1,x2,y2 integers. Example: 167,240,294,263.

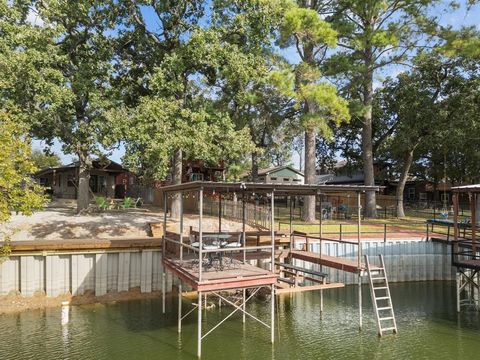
279,221,429,242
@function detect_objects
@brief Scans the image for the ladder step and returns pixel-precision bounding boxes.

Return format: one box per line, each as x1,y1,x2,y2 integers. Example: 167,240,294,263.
373,287,388,290
381,327,397,331
371,277,385,280
377,306,392,311
379,317,394,321
375,296,390,300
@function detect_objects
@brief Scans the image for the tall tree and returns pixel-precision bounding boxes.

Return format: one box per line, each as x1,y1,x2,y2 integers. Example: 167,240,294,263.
114,2,256,217
0,2,47,234
24,1,119,213
278,1,350,221
327,0,438,217
211,1,295,181
374,52,480,216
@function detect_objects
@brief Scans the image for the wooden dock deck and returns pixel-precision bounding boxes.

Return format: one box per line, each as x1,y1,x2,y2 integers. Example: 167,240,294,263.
163,256,277,292
290,249,380,273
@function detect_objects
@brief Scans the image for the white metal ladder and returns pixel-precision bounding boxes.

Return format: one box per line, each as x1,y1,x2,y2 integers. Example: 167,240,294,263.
365,255,397,336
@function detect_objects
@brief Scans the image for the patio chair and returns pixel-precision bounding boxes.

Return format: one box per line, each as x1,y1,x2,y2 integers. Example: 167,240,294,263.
223,233,243,268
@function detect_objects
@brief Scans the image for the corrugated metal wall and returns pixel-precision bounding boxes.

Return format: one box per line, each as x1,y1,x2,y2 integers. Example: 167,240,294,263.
0,241,455,297
0,250,173,297
293,240,455,285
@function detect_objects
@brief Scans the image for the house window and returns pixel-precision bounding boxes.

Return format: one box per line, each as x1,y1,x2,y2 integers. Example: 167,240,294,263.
191,173,204,181
419,193,427,201
270,177,277,181
39,178,48,186
293,179,302,182
57,174,62,187
283,178,290,182
407,188,415,200
67,175,76,187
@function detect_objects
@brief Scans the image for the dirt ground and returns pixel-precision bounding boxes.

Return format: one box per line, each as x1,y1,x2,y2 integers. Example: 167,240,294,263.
0,199,253,241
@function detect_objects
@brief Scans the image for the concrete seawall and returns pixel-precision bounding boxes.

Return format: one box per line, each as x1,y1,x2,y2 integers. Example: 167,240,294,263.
0,239,454,297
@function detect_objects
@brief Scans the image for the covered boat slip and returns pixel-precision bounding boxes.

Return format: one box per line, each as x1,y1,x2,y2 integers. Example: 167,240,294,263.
160,181,381,357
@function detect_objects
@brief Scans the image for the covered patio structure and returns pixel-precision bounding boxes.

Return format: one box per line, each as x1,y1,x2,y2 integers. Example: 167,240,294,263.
160,181,379,357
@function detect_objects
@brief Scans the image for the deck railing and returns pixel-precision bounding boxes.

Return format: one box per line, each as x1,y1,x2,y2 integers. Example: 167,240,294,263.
203,198,271,229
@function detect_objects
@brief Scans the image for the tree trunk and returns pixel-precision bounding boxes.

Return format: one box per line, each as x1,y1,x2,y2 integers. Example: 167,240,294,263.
362,46,376,218
395,148,415,218
77,151,92,213
302,126,316,222
170,148,182,220
251,151,259,182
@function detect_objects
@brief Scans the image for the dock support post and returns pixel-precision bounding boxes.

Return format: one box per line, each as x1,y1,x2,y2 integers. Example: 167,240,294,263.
477,272,480,310
358,273,362,330
456,271,460,313
178,283,182,333
198,291,202,358
320,278,325,317
242,288,246,323
162,269,166,314
271,284,275,344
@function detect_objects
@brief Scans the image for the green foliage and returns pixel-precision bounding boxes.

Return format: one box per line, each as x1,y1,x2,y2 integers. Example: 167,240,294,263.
31,149,62,170
280,6,337,48
94,196,110,211
440,27,480,59
119,197,135,209
0,113,47,224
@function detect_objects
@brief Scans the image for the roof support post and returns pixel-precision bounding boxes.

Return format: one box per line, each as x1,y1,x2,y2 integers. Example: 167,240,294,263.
357,192,362,269
271,191,275,272
180,191,184,262
218,191,222,233
199,187,204,282
289,195,293,251
319,193,323,262
471,193,477,254
242,192,246,264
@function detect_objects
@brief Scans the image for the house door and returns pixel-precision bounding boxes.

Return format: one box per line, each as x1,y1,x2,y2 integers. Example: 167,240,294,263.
89,175,98,193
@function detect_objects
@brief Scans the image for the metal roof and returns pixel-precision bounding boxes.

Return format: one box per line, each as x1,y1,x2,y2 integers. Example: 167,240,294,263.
452,184,480,193
160,181,379,195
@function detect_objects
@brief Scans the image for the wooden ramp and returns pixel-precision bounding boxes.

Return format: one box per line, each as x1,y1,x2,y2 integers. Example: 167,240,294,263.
290,249,381,273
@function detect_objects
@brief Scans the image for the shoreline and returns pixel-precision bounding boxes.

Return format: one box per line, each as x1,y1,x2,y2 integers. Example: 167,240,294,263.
0,287,167,315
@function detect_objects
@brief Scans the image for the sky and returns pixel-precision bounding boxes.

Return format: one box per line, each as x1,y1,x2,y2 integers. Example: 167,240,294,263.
31,1,480,169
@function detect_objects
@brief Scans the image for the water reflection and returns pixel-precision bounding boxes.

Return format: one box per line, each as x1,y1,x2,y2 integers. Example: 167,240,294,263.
0,282,479,360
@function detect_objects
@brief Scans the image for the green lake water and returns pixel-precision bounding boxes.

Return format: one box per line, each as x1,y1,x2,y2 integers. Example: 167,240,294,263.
1,282,479,360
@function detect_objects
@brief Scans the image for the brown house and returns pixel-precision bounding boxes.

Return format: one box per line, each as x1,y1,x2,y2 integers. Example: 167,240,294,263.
34,160,129,199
